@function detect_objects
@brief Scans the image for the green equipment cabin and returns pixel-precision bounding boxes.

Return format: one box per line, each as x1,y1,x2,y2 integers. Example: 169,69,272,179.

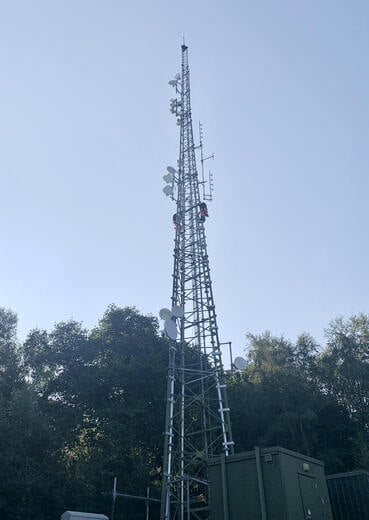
208,446,333,520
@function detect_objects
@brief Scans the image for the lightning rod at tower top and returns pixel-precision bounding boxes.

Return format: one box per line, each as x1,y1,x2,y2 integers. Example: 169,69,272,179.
159,44,234,520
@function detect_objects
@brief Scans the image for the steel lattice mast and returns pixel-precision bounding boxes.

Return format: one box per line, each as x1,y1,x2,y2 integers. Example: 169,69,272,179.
160,45,234,520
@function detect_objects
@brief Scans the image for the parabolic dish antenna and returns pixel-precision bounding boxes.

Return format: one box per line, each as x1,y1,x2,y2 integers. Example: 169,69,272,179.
172,305,184,318
163,185,173,196
234,356,247,370
163,173,173,183
159,308,173,320
164,319,178,340
167,166,177,175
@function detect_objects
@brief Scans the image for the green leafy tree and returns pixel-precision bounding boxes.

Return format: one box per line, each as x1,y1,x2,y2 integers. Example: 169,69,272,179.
22,305,167,518
228,331,356,473
0,308,67,519
319,314,369,468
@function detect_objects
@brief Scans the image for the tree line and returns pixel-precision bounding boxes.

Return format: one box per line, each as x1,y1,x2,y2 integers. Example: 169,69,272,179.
0,304,368,519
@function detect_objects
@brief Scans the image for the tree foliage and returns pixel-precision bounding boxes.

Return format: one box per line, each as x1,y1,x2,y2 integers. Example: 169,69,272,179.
0,306,368,518
228,331,356,472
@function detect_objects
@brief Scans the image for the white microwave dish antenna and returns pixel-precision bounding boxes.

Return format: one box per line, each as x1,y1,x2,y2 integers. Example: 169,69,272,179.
164,319,178,340
163,185,173,196
172,305,184,318
159,308,173,320
163,173,173,183
234,356,247,370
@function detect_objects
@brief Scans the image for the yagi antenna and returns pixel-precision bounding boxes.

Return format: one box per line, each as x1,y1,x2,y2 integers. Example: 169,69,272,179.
198,122,214,201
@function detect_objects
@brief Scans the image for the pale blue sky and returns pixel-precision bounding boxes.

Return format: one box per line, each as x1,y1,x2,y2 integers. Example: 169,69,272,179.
1,1,369,361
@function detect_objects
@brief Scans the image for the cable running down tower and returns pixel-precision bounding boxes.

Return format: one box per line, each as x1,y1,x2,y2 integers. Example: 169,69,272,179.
160,44,234,520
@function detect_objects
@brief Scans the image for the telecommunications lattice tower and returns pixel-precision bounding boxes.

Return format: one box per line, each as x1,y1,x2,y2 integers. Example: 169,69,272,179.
160,44,234,520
